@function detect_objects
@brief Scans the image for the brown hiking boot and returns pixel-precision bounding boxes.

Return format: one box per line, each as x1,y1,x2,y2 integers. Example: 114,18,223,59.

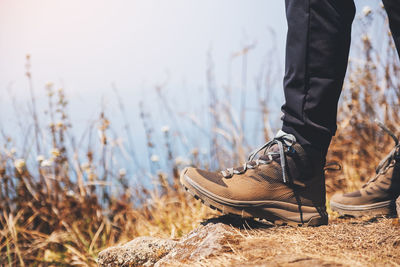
180,131,328,226
330,122,400,217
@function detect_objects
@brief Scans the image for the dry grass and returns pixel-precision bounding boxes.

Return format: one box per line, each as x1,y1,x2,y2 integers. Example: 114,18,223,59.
1,6,400,266
197,217,400,267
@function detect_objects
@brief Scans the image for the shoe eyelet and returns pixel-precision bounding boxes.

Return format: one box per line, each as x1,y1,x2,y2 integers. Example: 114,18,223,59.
257,159,268,165
221,170,232,178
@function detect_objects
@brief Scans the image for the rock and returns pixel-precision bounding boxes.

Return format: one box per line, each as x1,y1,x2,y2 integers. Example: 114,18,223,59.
155,222,238,266
396,196,400,218
97,222,238,266
98,217,399,266
97,236,177,267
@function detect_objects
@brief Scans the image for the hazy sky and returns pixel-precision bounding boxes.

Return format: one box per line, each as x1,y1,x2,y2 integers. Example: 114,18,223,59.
0,0,381,141
0,1,286,99
0,0,379,109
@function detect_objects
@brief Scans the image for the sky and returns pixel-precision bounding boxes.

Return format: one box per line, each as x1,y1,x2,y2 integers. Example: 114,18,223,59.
0,0,287,102
0,0,380,119
0,0,292,174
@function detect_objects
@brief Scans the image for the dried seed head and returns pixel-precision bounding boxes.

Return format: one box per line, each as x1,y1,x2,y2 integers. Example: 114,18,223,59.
41,159,53,167
161,125,170,133
14,159,26,173
51,148,61,158
362,6,372,17
151,154,160,162
119,168,127,177
36,155,45,162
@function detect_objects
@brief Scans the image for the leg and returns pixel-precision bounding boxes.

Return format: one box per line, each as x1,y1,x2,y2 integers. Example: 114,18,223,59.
281,0,356,155
383,0,400,57
331,2,400,217
180,0,359,226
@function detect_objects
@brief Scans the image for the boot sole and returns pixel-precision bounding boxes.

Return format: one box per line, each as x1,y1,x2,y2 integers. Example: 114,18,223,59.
330,199,395,217
180,172,328,227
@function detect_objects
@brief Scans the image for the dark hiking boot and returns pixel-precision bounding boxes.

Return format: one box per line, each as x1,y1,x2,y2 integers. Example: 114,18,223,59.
330,122,400,217
180,130,328,226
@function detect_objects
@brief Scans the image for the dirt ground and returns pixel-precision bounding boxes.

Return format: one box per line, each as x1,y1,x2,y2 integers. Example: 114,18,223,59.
98,214,400,266
195,215,400,267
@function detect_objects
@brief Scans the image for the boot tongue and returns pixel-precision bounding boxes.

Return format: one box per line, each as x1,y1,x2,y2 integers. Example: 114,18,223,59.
275,130,297,144
275,129,287,139
222,132,298,179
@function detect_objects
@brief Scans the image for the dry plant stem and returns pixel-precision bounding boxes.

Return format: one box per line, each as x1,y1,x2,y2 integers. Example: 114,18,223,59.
206,49,221,169
112,84,141,169
25,55,42,155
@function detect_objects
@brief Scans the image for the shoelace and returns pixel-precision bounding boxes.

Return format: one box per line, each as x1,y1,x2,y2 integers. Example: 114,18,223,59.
364,120,399,187
221,132,296,183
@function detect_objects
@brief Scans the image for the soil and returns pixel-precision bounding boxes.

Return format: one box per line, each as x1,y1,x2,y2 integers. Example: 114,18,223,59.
198,215,400,267
99,215,400,266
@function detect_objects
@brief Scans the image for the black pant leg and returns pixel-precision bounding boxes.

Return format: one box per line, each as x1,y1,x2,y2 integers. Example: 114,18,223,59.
281,0,356,155
383,0,400,56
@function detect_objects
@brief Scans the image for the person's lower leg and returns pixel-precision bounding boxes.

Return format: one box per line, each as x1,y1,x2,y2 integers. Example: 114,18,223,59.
281,0,356,156
330,2,400,217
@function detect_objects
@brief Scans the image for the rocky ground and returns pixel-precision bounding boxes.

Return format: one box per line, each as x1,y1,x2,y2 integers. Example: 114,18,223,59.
99,218,400,266
98,198,400,266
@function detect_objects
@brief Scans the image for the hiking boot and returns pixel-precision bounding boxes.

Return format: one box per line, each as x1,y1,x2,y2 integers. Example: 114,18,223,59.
330,122,400,217
180,130,328,226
